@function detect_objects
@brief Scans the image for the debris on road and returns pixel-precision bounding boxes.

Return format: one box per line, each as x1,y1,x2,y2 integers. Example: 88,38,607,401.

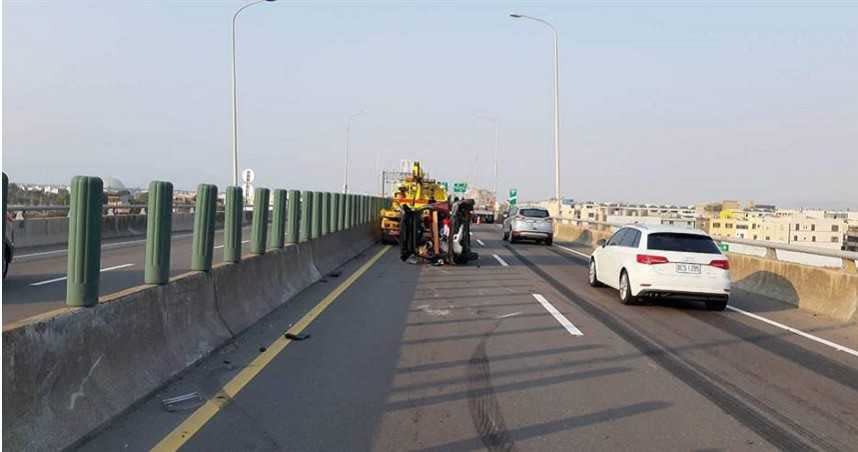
416,304,451,316
496,312,522,319
285,332,310,341
161,392,203,412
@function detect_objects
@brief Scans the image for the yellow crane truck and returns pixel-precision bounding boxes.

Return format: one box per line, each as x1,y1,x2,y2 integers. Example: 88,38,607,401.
379,162,478,265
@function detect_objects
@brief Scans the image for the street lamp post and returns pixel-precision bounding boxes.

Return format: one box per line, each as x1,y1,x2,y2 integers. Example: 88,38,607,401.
231,0,276,186
510,13,561,217
343,110,365,194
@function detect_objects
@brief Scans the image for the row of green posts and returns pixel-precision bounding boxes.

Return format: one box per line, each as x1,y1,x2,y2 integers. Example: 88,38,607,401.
13,175,387,307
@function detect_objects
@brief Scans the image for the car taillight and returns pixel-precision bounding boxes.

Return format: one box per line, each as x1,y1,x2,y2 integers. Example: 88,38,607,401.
636,254,669,265
709,259,730,270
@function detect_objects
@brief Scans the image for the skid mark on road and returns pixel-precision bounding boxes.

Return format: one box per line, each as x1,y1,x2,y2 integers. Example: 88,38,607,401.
467,329,518,452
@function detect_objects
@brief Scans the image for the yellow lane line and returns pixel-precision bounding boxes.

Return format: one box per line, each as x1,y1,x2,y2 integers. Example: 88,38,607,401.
152,245,391,451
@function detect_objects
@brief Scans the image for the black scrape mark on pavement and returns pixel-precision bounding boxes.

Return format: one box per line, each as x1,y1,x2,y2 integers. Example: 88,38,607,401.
467,325,518,452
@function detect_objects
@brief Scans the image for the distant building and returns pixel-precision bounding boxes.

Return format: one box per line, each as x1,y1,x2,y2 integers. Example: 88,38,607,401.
845,226,858,252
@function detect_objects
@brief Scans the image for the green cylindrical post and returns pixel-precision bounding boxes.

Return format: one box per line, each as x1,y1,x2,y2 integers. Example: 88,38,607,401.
191,184,217,272
311,191,323,239
336,193,345,231
299,190,312,243
344,194,352,229
286,189,300,244
269,189,287,250
144,181,173,285
250,188,270,255
2,172,7,246
331,193,340,233
362,195,368,224
321,192,331,236
66,176,103,307
224,186,243,263
354,195,361,226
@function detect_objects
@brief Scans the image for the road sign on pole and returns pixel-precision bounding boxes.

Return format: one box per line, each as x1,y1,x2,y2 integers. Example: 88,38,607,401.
509,188,518,206
453,182,467,195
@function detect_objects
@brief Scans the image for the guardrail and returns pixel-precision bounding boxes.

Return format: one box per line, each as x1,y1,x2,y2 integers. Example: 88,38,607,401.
555,217,857,272
3,173,391,306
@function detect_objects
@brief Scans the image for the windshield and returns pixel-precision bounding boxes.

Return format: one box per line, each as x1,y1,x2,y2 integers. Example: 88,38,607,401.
647,233,720,253
519,209,549,218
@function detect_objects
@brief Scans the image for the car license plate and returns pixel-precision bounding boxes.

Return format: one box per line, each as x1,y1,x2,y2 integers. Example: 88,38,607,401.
676,263,701,274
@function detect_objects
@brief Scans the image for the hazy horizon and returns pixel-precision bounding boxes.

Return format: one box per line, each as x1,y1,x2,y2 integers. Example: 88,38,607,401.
4,1,857,209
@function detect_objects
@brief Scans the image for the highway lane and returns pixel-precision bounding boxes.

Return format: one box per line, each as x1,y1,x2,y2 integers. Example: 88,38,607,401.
78,224,858,451
2,226,253,324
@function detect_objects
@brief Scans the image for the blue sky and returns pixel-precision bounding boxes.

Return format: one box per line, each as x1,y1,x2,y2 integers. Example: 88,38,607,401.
4,1,857,208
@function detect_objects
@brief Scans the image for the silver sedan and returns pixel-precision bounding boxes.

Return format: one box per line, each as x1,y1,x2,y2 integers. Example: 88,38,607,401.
502,206,553,245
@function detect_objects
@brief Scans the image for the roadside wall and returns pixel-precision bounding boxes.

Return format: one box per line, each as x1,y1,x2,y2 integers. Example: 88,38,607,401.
728,253,858,321
553,223,612,250
2,223,376,452
10,212,250,249
554,223,858,322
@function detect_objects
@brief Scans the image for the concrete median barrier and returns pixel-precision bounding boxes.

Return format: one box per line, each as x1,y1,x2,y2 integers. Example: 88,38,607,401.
311,223,376,275
553,223,612,249
2,225,377,451
728,253,858,321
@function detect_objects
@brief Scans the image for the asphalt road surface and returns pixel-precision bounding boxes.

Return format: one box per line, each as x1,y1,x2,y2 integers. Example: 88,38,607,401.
68,225,858,450
2,227,253,324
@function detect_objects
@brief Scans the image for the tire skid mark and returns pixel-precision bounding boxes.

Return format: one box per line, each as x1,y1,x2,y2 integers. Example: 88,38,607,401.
467,325,518,452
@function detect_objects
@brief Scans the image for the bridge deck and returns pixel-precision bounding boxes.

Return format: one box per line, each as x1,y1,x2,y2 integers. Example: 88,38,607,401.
76,225,858,451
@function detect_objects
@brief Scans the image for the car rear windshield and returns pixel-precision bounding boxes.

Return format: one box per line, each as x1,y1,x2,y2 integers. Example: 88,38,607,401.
647,233,720,254
520,209,549,218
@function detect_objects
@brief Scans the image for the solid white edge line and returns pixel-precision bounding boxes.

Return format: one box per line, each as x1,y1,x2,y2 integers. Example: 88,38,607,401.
29,263,135,287
555,244,590,258
532,293,583,336
476,239,486,246
492,254,509,267
726,306,858,358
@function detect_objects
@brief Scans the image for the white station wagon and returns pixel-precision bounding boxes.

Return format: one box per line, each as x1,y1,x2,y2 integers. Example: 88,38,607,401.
588,225,731,310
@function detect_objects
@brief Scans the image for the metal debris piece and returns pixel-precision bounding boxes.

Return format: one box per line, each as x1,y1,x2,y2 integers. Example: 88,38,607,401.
328,270,342,278
161,392,203,412
285,332,311,341
496,311,522,319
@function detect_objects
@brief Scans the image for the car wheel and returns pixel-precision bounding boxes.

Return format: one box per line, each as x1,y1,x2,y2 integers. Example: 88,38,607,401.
545,237,553,246
706,297,728,311
619,270,638,305
509,234,517,244
588,259,602,287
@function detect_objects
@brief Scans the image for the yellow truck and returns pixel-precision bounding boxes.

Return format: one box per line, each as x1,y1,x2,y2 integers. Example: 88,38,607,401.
380,161,478,265
379,162,447,244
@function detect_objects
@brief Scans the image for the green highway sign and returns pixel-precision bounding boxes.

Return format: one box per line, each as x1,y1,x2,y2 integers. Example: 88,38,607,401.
440,181,449,192
453,182,468,194
509,188,518,205
718,243,729,252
